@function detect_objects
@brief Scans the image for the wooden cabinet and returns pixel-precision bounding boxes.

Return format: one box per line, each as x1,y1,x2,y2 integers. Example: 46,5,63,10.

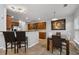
28,23,37,30
6,15,13,30
28,23,33,30
37,22,46,29
39,32,46,39
28,22,46,30
33,23,37,29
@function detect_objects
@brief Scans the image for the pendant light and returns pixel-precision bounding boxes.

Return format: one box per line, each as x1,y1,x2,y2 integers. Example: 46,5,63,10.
52,8,58,21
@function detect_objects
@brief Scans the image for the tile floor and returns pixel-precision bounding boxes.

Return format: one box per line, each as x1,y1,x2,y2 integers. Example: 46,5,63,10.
0,39,79,55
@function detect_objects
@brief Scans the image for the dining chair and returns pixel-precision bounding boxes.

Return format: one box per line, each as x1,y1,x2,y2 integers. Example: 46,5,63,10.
3,31,16,54
52,35,69,55
56,32,61,37
52,35,62,54
16,31,28,53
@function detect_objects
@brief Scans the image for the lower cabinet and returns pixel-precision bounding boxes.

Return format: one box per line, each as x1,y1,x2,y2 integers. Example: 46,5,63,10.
39,32,46,39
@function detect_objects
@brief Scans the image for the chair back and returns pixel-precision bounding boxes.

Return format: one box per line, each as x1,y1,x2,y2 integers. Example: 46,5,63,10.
16,31,26,42
52,35,62,48
3,31,16,42
56,32,61,37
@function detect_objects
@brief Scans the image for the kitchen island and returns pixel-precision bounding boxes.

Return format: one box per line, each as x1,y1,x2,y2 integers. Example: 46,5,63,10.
26,31,39,48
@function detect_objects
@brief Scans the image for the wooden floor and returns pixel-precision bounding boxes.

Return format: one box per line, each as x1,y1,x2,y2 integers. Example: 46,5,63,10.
0,39,79,55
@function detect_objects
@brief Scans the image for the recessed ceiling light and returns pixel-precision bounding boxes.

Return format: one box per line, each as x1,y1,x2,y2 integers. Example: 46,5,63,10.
8,6,26,13
17,8,25,13
11,6,15,9
18,8,22,10
64,4,68,7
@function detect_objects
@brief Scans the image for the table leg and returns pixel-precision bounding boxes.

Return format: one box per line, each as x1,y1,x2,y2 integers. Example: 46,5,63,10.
52,40,53,53
66,40,69,55
47,39,50,50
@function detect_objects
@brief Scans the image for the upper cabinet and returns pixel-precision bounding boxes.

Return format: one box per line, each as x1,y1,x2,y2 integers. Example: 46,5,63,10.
6,15,13,30
28,23,33,30
28,22,46,30
37,22,46,29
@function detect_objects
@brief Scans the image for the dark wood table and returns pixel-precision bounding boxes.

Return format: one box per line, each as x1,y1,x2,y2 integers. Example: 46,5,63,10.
47,37,69,55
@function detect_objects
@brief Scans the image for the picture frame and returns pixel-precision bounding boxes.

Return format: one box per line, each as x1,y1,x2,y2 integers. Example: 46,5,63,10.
51,19,66,30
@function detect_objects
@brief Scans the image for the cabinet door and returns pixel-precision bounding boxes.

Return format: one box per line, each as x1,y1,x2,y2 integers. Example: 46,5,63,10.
39,32,46,39
33,23,37,29
42,22,46,29
28,23,33,30
37,22,46,29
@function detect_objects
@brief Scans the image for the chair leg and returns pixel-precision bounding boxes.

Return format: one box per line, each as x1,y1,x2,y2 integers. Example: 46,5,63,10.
66,40,69,55
14,43,16,53
27,41,28,48
5,43,7,55
17,43,19,53
52,41,53,53
25,42,26,53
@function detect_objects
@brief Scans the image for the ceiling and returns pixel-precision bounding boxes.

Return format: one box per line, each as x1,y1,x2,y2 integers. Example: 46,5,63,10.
7,4,79,22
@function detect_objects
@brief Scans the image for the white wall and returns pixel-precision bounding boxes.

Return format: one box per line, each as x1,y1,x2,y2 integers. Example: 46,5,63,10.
73,7,79,44
0,4,6,49
0,5,6,31
46,15,74,41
